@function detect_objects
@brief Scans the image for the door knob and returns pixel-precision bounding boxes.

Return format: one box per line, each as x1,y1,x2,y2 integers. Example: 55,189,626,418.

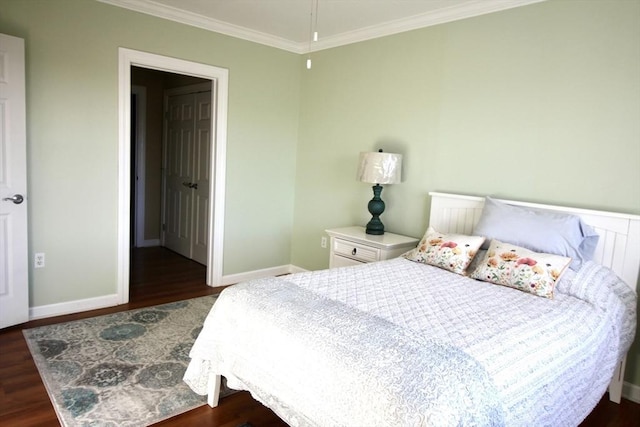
2,194,24,204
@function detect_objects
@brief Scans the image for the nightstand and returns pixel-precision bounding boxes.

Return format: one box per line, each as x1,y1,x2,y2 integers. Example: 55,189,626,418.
325,226,419,268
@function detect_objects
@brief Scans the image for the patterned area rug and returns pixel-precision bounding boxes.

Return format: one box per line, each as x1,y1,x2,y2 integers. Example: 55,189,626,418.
23,295,229,426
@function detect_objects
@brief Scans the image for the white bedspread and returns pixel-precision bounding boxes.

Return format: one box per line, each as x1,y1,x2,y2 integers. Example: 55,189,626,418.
185,258,636,426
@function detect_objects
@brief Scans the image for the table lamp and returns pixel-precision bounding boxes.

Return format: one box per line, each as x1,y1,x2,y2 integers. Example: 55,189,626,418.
356,149,402,235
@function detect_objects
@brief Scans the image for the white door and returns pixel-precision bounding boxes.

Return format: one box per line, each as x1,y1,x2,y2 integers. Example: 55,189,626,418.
0,34,29,328
163,85,211,265
164,92,194,259
191,91,211,265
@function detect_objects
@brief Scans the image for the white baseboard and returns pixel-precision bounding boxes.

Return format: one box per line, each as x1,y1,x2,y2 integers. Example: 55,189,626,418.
623,381,640,403
27,265,310,321
30,293,121,320
288,265,309,274
221,264,307,286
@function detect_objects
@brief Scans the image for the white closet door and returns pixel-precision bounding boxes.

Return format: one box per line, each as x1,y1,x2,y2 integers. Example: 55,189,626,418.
163,87,211,265
164,92,195,259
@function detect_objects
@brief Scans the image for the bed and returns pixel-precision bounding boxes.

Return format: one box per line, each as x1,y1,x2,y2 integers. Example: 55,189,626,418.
184,192,639,426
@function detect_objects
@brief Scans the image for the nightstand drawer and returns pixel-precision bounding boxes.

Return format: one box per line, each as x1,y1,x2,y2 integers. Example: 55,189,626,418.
333,239,380,263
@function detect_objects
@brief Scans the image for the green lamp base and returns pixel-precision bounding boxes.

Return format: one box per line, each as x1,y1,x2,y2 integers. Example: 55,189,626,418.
365,184,385,235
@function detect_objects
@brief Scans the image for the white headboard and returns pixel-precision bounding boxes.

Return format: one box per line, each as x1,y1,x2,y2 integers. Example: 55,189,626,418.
428,192,640,294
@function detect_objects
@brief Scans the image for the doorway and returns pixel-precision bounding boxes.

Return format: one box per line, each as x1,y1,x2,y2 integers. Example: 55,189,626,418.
118,48,229,305
130,69,210,266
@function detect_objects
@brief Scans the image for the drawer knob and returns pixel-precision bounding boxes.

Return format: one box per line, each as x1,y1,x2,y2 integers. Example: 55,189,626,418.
351,248,357,256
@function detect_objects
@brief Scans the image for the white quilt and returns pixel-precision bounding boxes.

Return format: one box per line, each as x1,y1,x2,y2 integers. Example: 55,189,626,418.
184,258,636,426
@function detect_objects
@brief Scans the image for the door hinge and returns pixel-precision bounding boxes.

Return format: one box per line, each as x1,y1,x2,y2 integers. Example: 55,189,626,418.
162,224,166,231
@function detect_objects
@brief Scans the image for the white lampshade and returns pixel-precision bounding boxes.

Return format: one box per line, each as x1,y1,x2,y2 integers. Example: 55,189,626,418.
357,151,402,185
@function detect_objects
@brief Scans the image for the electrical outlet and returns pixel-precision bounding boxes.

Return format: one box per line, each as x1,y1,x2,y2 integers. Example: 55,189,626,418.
35,253,45,268
320,236,327,248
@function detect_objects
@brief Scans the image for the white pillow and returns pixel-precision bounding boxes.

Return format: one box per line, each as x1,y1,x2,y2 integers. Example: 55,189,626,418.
473,197,598,270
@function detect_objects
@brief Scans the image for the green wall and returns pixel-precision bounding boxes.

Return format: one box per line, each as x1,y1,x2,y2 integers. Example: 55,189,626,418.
0,0,301,305
292,0,640,385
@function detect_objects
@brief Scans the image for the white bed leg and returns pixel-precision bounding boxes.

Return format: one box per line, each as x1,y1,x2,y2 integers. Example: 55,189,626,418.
207,374,222,407
608,356,626,403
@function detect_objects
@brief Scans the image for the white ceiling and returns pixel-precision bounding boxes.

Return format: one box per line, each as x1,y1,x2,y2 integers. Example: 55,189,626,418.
99,0,546,53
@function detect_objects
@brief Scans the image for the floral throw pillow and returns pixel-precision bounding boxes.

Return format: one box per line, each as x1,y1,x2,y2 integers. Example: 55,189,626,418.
403,227,485,275
470,239,572,299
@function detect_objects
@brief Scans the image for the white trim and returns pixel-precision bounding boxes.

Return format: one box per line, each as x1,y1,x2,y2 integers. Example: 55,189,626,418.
208,72,228,288
288,265,309,274
29,294,121,320
132,85,147,248
221,264,308,286
117,53,132,304
98,0,546,54
98,0,301,53
310,0,547,53
623,381,640,404
118,48,229,305
28,264,306,320
221,265,294,286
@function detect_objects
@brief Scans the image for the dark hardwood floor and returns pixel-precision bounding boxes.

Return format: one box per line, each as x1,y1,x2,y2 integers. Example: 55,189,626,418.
0,247,286,427
0,246,638,426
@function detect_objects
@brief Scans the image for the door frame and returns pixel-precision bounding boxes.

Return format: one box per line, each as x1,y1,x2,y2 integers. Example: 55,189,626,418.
118,48,228,304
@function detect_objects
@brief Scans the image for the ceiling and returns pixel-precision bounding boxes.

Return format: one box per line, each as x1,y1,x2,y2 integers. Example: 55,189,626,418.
99,0,546,53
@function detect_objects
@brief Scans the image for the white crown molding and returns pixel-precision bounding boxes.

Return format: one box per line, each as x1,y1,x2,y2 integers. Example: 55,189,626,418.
308,0,547,53
97,0,304,53
98,0,546,54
